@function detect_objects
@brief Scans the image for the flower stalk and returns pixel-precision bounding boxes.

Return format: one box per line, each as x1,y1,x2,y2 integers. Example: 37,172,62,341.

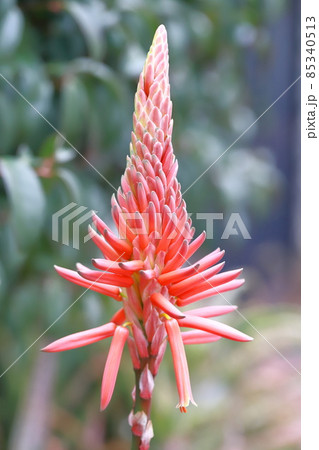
43,25,252,449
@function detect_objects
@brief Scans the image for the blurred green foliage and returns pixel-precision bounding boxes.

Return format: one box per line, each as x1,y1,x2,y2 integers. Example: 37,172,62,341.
0,0,299,449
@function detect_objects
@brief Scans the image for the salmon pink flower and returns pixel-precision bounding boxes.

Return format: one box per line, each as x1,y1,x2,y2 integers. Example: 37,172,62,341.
43,25,252,449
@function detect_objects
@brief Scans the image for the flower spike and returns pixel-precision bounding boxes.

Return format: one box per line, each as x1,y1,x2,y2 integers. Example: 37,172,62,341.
47,24,252,449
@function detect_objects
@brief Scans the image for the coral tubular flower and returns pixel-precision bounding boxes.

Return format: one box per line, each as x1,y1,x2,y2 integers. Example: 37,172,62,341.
165,318,196,412
44,25,252,449
100,326,129,410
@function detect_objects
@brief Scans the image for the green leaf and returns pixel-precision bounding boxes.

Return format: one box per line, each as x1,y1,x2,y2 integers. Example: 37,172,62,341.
66,1,117,60
39,134,57,158
67,58,123,99
0,157,46,251
56,167,82,203
0,222,26,272
0,92,15,153
60,76,88,144
0,260,6,299
0,6,24,55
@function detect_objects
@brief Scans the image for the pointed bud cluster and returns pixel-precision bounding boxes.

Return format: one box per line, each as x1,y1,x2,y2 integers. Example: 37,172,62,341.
44,25,252,449
129,410,154,450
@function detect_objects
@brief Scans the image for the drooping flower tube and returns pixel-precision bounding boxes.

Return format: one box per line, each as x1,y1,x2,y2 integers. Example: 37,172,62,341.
43,25,252,450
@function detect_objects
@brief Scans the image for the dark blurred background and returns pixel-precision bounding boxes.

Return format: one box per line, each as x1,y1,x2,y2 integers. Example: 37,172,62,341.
0,0,300,449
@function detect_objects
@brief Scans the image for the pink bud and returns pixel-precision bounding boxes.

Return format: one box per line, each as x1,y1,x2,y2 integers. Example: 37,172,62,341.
139,364,154,399
150,339,167,376
140,420,154,450
128,410,148,437
132,323,149,359
150,292,185,319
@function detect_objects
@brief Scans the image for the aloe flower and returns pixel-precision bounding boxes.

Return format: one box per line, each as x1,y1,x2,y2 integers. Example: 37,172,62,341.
43,25,252,449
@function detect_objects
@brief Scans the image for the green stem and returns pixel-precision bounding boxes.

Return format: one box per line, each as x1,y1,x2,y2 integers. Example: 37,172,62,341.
130,364,153,450
131,434,141,450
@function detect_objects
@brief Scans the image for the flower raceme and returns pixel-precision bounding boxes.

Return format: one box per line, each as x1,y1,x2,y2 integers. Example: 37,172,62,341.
43,25,252,449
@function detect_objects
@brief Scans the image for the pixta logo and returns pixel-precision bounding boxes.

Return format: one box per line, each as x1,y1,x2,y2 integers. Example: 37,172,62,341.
52,203,94,249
